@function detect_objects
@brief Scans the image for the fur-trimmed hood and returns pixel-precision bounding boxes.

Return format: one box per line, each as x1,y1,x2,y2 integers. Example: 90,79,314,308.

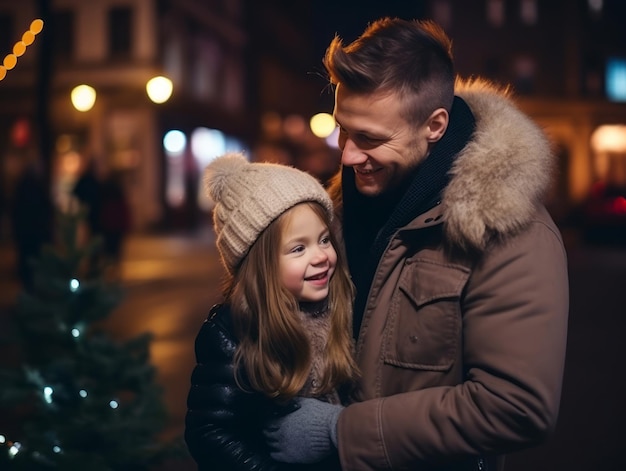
443,78,554,250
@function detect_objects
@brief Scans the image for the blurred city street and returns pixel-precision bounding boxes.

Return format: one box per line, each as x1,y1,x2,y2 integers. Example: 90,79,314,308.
1,226,625,470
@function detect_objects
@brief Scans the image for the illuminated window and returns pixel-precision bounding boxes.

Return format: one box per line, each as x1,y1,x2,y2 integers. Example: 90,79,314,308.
520,0,538,25
191,37,222,101
163,35,184,86
588,0,603,14
432,0,452,30
487,0,505,27
513,55,536,94
164,130,187,208
606,57,626,102
223,57,244,111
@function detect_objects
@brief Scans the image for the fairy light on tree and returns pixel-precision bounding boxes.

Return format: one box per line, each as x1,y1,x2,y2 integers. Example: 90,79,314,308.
0,212,180,467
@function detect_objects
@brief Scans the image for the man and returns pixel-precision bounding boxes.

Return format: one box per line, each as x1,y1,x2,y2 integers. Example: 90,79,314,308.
265,17,569,471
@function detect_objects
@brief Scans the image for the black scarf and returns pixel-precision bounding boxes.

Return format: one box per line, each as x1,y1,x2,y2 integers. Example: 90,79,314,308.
342,96,476,338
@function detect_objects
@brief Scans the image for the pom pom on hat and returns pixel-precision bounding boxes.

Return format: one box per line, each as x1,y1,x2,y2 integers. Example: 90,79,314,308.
204,152,334,275
203,152,248,204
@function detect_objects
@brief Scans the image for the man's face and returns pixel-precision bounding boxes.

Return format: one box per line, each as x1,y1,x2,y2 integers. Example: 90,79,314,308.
334,84,432,197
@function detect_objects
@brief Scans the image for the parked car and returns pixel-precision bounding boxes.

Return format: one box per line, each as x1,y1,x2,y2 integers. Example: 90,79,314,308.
580,181,626,244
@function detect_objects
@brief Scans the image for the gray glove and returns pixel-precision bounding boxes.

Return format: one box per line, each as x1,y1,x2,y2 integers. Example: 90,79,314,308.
264,397,344,464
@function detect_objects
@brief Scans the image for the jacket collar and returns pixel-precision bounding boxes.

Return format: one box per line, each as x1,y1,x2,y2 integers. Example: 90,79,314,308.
442,78,554,251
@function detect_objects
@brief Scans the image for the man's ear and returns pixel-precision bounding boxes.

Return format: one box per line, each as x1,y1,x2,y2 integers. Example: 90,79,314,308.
426,108,449,143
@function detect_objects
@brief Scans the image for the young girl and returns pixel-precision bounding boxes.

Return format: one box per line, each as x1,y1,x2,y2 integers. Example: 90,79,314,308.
185,152,357,471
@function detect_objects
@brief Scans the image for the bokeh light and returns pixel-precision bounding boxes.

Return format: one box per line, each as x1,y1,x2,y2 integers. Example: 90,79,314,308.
3,54,17,70
146,76,173,104
310,112,336,138
0,19,43,82
30,19,44,34
22,31,35,46
163,130,186,154
71,84,97,112
13,41,26,57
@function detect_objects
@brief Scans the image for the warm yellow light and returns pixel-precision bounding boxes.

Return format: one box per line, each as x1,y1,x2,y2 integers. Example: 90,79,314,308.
310,112,336,138
0,66,6,81
3,54,17,70
30,19,44,35
22,31,35,46
62,151,82,174
71,85,97,112
591,124,626,153
13,42,26,57
146,76,173,104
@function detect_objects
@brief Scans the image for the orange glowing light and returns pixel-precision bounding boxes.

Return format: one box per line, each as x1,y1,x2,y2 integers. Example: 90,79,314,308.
13,41,26,57
30,19,44,34
1,19,43,82
3,54,17,70
22,31,35,46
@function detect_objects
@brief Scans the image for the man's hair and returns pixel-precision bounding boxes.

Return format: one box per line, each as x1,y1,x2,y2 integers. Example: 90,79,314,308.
224,202,358,400
324,17,455,124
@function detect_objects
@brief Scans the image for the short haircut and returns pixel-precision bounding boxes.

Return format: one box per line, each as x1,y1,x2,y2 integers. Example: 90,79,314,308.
324,17,455,124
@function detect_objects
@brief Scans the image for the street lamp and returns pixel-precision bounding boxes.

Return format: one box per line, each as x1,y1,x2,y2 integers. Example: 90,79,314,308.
146,76,173,104
71,84,96,112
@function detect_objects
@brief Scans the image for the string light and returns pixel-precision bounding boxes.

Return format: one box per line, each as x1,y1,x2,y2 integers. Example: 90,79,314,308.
52,445,61,453
69,278,80,292
0,434,5,443
0,19,44,82
71,328,81,338
13,41,26,57
3,54,17,70
8,442,21,458
109,400,119,409
43,386,53,404
79,389,88,398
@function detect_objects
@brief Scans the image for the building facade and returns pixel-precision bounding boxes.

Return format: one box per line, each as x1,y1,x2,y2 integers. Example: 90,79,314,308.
425,0,626,222
0,0,326,234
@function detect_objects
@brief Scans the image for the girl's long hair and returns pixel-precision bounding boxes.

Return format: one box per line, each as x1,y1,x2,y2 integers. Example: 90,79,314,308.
224,202,358,401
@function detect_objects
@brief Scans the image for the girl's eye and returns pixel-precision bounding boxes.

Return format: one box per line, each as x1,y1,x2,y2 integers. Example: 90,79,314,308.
290,245,305,253
320,236,331,246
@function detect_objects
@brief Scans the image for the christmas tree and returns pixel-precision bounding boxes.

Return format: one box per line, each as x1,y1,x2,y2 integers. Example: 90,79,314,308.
0,211,178,470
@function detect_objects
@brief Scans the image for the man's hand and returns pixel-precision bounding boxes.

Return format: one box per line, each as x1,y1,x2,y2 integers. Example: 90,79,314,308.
264,397,344,464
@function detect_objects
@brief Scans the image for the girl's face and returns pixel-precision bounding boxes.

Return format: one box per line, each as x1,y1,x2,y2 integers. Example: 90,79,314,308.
278,203,337,303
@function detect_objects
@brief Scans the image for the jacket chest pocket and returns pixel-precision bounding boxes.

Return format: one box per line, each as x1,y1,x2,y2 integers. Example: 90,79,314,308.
383,258,469,371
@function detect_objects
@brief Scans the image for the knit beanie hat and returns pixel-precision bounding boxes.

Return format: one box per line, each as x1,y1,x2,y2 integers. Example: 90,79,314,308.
204,152,334,275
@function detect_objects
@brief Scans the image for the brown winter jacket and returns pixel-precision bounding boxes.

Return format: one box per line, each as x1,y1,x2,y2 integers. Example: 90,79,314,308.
330,80,570,471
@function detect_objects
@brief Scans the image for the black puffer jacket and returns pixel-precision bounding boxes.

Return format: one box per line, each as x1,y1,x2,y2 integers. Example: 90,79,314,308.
185,304,342,471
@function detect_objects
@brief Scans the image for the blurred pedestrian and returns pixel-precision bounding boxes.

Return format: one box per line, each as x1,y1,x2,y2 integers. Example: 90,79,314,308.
98,173,131,262
185,153,357,470
72,160,102,238
10,159,53,290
